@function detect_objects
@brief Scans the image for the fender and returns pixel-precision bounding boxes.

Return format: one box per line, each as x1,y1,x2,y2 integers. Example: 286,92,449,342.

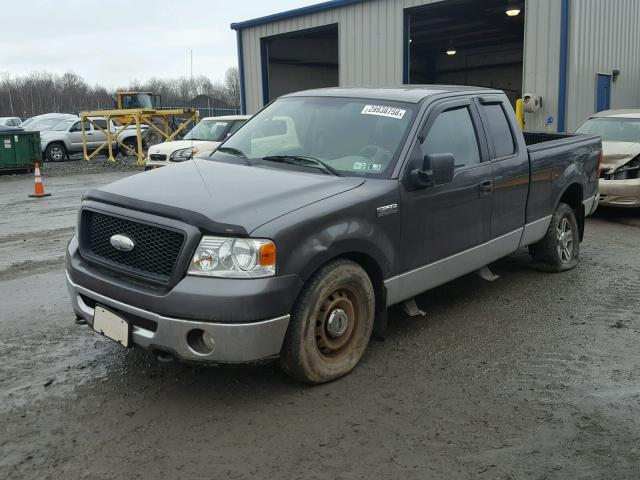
252,180,400,283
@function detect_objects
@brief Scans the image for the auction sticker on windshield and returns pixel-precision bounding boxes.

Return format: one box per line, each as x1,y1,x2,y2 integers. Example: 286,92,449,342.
361,105,406,120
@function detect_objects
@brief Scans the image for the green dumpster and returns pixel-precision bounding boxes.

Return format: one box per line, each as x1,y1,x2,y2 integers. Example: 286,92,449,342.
0,128,41,173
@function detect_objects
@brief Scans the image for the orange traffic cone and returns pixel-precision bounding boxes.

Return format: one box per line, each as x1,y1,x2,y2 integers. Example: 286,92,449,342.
28,163,51,198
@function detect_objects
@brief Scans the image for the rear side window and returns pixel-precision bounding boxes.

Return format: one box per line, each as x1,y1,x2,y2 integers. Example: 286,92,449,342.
481,104,515,158
421,107,480,168
93,119,108,130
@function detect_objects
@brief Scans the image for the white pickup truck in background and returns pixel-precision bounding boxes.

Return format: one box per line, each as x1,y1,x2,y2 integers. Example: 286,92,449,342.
38,117,147,161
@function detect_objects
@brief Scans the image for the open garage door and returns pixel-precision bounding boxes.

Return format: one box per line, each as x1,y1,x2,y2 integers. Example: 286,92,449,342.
407,0,525,106
261,24,339,105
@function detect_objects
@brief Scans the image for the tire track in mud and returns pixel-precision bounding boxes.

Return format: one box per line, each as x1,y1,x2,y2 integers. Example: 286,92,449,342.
0,226,74,277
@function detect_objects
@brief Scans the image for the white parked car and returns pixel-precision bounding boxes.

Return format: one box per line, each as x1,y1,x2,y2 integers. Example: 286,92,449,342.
0,116,22,127
145,115,250,170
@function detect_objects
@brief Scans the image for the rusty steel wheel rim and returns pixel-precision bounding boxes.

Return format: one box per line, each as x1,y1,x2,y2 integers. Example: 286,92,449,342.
314,287,359,360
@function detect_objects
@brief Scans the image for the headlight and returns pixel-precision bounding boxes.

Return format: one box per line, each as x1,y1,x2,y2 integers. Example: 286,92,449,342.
188,236,276,278
169,147,198,162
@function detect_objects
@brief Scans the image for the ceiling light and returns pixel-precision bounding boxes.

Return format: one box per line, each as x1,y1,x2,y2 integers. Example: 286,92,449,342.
506,8,521,16
446,40,456,56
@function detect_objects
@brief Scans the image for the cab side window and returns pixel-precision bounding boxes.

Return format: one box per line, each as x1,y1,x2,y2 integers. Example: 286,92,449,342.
227,120,245,136
70,121,90,132
481,103,515,158
421,107,480,169
93,119,108,131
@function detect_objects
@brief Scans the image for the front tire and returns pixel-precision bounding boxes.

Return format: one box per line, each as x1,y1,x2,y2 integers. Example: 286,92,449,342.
44,143,66,162
120,138,138,157
529,202,580,272
280,259,375,384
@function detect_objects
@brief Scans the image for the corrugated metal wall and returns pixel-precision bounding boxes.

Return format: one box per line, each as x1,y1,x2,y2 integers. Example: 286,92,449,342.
566,0,640,130
239,0,437,113
238,0,562,125
522,0,562,131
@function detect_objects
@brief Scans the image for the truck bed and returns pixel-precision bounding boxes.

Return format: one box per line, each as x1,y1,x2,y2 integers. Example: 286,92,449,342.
523,131,582,147
524,132,601,224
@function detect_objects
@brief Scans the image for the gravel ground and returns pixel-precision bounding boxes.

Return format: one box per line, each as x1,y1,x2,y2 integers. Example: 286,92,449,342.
0,170,639,479
1,154,144,179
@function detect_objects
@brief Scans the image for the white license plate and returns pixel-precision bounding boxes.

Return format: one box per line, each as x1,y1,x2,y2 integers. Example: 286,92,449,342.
93,305,129,347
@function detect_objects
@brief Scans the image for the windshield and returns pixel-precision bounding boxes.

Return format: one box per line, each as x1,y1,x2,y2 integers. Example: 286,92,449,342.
575,117,640,143
121,93,154,109
210,97,415,177
53,119,77,131
184,119,231,141
25,117,78,131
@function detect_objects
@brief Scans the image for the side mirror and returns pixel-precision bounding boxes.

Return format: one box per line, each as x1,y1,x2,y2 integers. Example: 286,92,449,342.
408,153,455,188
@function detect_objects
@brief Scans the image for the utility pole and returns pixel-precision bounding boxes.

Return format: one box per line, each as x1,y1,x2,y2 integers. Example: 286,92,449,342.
190,49,193,82
3,74,14,115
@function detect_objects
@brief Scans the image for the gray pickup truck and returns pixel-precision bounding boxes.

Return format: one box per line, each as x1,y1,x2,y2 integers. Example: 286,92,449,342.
66,86,601,383
39,117,146,161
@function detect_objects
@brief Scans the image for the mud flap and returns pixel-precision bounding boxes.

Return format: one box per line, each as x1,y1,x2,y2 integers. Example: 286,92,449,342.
373,308,387,340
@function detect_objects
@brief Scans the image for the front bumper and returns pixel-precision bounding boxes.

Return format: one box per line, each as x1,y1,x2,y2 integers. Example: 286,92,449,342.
599,178,640,208
67,271,290,363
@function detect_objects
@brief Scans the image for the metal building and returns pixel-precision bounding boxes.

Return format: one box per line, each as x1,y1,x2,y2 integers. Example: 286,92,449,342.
231,0,640,132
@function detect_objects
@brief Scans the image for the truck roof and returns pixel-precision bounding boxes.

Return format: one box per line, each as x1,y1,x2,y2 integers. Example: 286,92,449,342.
201,115,252,121
283,85,502,103
590,109,640,119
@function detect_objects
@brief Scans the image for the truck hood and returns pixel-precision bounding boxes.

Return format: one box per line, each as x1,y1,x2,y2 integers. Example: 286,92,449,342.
148,139,220,155
86,159,365,234
602,141,640,173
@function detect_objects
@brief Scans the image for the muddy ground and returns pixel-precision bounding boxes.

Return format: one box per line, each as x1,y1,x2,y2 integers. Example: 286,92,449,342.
1,168,639,479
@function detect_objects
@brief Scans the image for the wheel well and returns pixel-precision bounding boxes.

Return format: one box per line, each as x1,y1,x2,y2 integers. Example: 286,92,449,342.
307,252,386,315
340,252,387,314
46,141,65,150
558,183,585,240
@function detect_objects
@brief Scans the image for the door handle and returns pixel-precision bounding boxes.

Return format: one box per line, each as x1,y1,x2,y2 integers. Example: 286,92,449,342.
479,180,493,197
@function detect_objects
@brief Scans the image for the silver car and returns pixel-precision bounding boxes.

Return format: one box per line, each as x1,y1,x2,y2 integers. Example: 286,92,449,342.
575,110,640,208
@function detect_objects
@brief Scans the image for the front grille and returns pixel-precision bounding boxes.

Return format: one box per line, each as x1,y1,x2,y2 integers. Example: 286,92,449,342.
81,210,185,283
150,154,167,161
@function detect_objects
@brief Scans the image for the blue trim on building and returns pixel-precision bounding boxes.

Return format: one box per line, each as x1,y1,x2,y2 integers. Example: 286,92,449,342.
557,0,570,132
236,30,247,114
402,10,410,84
230,0,363,30
260,38,270,106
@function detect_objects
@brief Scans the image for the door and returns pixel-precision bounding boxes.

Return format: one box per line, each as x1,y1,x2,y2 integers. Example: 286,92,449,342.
90,119,109,145
68,120,91,152
596,74,611,112
476,97,529,239
398,99,493,274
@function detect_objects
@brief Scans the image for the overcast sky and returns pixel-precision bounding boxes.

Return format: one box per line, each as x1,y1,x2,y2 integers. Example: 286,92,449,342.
1,0,312,88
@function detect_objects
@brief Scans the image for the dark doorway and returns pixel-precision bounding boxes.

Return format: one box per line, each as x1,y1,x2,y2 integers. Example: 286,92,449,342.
406,0,525,105
261,24,339,104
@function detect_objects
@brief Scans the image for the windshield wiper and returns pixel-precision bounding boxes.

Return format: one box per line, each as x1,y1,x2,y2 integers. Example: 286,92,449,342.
215,146,251,165
262,155,342,177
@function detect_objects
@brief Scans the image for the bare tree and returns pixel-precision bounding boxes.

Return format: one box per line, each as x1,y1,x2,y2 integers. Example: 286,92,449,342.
225,67,241,108
0,70,240,118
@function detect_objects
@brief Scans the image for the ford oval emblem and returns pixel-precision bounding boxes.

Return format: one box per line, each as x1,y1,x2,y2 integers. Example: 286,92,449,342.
110,234,135,252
